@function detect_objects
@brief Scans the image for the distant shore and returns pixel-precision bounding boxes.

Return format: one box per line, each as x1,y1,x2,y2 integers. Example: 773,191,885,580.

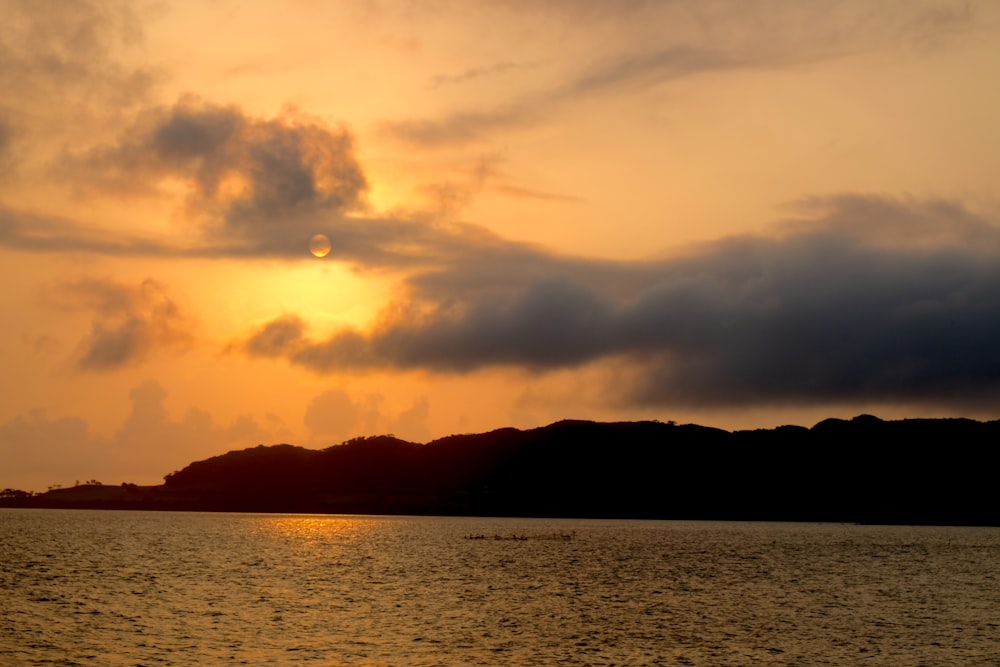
4,415,998,526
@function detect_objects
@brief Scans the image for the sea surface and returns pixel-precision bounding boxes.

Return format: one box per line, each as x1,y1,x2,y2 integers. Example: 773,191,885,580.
1,509,998,666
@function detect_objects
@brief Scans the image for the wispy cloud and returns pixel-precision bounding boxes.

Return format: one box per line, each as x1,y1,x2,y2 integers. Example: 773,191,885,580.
427,60,532,89
0,115,15,174
492,184,584,203
383,0,982,147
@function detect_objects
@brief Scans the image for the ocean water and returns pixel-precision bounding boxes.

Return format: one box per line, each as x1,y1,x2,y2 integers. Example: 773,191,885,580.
1,509,998,666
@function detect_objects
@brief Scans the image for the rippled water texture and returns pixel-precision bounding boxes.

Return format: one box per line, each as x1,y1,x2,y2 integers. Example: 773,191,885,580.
2,510,998,665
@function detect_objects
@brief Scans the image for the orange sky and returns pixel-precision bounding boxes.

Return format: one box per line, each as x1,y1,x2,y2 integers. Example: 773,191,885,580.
3,0,1000,491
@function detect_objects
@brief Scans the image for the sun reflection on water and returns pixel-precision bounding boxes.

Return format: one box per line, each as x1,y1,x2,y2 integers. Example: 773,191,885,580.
254,514,382,543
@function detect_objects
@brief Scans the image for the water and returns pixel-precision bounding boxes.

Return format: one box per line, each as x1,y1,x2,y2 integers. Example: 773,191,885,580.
1,510,998,665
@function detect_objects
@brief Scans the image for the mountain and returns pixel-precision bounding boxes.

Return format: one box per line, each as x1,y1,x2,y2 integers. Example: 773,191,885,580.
3,415,998,525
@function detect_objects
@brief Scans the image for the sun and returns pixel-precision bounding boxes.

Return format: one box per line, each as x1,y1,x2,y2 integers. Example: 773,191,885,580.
309,234,331,258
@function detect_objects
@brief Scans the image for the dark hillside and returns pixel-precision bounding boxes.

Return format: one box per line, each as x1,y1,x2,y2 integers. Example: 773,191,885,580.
4,415,998,525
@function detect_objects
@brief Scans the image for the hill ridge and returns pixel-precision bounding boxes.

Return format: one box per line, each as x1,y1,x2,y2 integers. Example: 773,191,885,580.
3,415,997,525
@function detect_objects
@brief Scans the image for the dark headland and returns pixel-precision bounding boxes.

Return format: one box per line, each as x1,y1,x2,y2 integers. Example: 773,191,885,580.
3,415,998,526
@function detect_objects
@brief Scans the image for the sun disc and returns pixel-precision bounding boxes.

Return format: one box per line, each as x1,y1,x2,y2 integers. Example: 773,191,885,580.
309,233,331,258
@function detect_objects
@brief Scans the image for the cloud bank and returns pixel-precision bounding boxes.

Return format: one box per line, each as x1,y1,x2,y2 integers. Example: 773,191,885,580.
0,379,270,490
240,195,1000,409
4,87,996,413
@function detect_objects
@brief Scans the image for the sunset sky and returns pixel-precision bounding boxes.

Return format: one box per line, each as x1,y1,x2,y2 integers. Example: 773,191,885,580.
3,0,1000,491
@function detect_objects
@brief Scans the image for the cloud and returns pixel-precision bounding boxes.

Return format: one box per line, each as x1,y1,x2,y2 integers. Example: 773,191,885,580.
0,205,190,255
0,410,93,489
0,379,274,490
383,0,982,147
378,45,740,147
0,116,11,158
385,106,535,148
302,387,428,443
0,197,516,268
0,98,532,266
383,48,727,148
427,60,531,89
492,184,584,203
390,396,431,442
563,46,737,98
0,115,15,175
303,388,361,437
53,278,193,371
237,194,1000,410
72,97,368,241
0,0,155,107
780,194,1000,250
242,314,307,358
0,0,159,182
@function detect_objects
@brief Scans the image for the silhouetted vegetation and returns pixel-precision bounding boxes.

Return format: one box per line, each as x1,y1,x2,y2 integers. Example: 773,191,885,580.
3,415,998,525
1,488,34,499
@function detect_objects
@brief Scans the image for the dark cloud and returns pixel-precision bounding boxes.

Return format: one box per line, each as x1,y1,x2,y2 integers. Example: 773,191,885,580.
0,92,563,265
238,195,1000,410
6,97,529,266
242,315,307,358
267,279,616,373
73,97,368,244
1,98,561,269
58,278,192,371
618,233,1000,408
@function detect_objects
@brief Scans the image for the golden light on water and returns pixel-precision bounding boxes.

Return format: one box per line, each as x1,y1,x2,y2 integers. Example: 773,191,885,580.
261,516,378,542
309,234,332,258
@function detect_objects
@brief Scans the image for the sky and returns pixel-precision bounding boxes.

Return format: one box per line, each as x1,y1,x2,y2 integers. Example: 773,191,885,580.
2,0,1000,491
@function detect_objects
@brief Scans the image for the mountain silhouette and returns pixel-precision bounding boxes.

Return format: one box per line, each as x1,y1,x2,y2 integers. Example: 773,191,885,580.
3,415,997,525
